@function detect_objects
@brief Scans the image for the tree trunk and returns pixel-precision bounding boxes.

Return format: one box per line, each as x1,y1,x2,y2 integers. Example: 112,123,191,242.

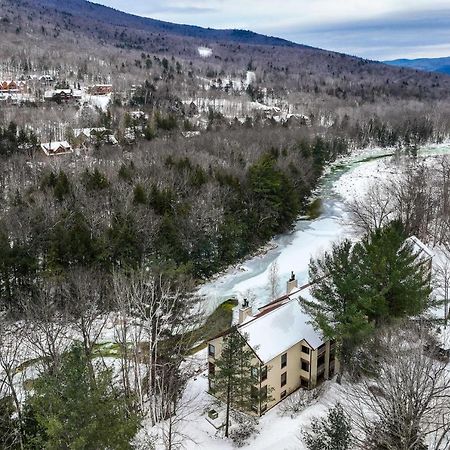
225,376,231,438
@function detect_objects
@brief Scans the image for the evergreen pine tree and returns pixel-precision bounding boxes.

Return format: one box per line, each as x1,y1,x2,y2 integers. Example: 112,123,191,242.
213,327,257,437
23,345,139,449
302,403,352,450
303,239,374,379
133,183,147,205
355,220,432,323
303,221,432,380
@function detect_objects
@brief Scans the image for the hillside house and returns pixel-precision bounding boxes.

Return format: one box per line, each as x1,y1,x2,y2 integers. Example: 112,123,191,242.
130,110,149,120
88,84,113,95
207,275,337,416
39,75,54,84
40,141,73,156
73,128,118,147
0,81,19,93
44,89,82,103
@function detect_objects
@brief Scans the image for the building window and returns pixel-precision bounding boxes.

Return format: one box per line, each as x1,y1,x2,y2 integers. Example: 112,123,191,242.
330,351,336,362
318,354,325,367
261,366,267,381
301,345,310,355
251,366,259,380
281,390,287,399
209,362,215,376
300,377,309,388
281,353,287,369
251,386,259,412
301,359,310,372
251,385,259,400
281,372,287,387
261,385,268,401
317,371,325,383
208,344,215,357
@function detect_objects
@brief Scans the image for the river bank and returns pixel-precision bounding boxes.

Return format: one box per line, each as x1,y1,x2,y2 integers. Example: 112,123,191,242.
197,142,450,314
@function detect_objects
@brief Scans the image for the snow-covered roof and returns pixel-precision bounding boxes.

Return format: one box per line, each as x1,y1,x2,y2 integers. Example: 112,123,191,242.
40,141,72,156
238,298,323,364
131,111,148,119
73,127,107,137
404,236,434,261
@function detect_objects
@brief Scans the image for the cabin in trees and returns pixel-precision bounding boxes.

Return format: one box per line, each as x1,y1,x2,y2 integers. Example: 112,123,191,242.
73,128,118,148
0,80,27,93
44,89,81,103
207,274,337,416
39,75,54,84
40,141,73,156
88,84,113,95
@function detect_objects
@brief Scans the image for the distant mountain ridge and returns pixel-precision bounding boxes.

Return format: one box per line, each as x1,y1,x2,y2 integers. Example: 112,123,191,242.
385,56,450,75
19,0,302,48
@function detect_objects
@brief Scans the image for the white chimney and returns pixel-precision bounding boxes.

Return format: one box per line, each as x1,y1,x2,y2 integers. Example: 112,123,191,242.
286,271,298,294
238,299,253,324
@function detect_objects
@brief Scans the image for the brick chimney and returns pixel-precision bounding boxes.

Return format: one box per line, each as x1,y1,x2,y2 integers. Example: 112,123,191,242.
238,298,253,324
286,271,298,294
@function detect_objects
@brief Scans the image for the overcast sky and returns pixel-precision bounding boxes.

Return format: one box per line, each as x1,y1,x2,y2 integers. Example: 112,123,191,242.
93,0,450,60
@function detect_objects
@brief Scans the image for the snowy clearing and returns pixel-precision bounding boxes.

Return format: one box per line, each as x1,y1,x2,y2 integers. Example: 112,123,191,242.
198,47,213,58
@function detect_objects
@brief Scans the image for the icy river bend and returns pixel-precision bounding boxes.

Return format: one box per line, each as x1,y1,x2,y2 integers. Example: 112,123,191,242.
198,144,450,314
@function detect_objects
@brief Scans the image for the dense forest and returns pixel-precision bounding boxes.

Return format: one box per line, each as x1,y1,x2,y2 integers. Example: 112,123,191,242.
0,125,349,308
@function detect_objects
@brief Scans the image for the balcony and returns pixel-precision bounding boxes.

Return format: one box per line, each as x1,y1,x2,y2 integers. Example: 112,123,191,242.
317,345,326,356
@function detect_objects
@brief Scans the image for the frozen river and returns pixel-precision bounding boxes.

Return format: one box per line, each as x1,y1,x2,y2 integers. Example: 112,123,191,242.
198,144,450,313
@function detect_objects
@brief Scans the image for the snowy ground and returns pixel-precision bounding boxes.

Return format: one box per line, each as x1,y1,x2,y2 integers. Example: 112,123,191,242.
82,93,111,111
179,377,339,450
333,157,401,202
198,47,213,58
139,348,343,450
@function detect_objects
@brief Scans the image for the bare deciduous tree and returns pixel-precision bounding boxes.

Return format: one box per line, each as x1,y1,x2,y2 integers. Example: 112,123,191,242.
267,261,280,300
347,183,394,234
347,324,450,450
66,268,111,380
113,268,202,428
434,255,450,325
0,315,26,450
21,281,70,375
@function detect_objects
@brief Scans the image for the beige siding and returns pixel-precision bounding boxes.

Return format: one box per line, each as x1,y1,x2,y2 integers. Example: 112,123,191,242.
207,335,261,414
207,334,338,416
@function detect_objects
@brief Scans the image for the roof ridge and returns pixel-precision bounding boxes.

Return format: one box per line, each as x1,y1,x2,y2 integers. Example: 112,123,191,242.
239,297,296,329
